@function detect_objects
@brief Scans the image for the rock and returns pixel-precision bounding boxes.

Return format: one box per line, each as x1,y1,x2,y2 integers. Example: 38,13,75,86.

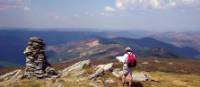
88,68,104,80
73,70,85,76
23,37,59,79
142,61,149,65
0,69,23,85
105,78,115,84
112,70,156,82
132,72,152,81
112,69,123,78
62,60,90,77
97,63,113,71
89,82,99,87
154,60,160,63
168,62,173,65
54,79,66,87
88,63,113,80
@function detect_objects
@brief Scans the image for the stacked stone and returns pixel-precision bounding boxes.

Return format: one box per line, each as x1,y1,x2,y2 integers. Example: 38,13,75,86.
23,37,58,79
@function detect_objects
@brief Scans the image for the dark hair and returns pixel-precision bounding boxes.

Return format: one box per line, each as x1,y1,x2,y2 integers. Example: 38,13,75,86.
126,50,132,53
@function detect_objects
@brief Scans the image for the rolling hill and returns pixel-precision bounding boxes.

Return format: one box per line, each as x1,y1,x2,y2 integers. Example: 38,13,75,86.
0,29,106,66
98,37,200,58
152,32,200,53
0,29,200,67
47,37,200,64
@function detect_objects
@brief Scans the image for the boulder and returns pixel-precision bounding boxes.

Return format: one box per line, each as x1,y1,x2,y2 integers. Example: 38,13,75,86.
112,69,123,78
0,69,23,85
88,63,113,80
132,72,152,81
105,78,115,84
112,70,155,82
88,68,104,80
62,60,90,77
97,63,113,71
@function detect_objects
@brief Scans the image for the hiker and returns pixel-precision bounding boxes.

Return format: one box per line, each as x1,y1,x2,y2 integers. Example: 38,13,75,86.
119,47,137,87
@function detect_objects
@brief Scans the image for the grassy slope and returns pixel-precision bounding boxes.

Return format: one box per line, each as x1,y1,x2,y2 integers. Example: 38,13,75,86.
146,72,200,87
1,58,200,87
3,71,200,87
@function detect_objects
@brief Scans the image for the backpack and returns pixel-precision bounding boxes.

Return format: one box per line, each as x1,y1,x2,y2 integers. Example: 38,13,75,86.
127,52,137,67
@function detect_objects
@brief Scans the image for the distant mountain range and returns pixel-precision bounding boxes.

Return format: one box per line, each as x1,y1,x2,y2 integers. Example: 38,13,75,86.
46,36,200,63
152,32,200,52
107,31,200,57
0,29,200,67
98,37,200,58
47,39,125,63
46,38,179,63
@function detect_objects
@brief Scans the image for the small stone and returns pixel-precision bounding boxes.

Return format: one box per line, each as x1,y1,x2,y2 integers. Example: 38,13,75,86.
26,63,35,67
26,56,34,60
142,61,149,65
29,37,43,43
168,62,173,65
105,79,115,84
34,70,44,74
154,60,160,63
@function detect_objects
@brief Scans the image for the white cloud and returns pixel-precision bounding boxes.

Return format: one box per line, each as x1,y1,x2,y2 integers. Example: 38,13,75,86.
115,0,200,10
100,6,116,16
0,0,31,11
104,6,116,12
116,0,129,9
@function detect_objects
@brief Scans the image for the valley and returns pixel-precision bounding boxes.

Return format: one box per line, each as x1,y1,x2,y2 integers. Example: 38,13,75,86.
0,30,200,67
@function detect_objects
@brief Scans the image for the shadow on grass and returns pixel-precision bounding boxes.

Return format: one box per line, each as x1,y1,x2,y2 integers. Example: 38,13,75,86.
131,82,143,87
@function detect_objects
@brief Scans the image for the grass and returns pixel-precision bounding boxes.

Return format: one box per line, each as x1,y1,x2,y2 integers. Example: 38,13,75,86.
1,58,200,87
142,72,200,87
1,70,200,87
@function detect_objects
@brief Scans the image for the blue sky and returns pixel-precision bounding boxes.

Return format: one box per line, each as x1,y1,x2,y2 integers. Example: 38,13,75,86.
0,0,200,31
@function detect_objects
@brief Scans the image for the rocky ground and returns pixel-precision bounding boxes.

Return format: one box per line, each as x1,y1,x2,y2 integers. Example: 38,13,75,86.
0,58,200,87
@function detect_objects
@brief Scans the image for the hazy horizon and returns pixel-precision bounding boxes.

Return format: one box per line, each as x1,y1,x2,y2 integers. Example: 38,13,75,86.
0,27,199,33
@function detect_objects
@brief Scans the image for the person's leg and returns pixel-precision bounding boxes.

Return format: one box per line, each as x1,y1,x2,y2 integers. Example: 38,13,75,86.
122,72,129,86
125,73,130,87
122,74,125,86
128,68,133,87
122,65,128,86
128,73,133,87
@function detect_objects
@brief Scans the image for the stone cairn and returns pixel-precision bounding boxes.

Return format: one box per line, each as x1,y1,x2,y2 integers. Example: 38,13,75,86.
23,37,59,79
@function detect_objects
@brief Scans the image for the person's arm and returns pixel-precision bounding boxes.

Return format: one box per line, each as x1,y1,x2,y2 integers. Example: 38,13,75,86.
116,53,128,63
122,53,128,64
